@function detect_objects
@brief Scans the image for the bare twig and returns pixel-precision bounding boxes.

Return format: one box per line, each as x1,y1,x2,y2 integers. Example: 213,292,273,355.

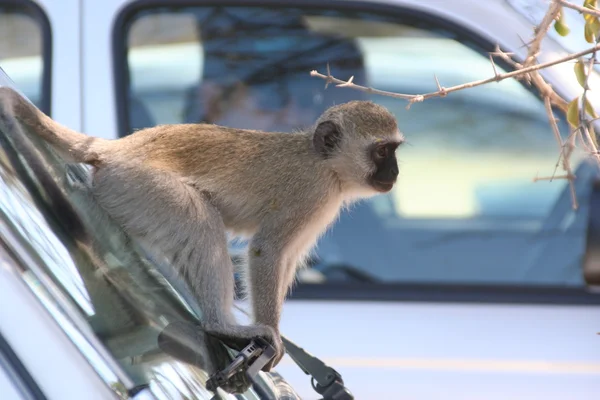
559,0,600,19
310,43,600,108
544,96,578,209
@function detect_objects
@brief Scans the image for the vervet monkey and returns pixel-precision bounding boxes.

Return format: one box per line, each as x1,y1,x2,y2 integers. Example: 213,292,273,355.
0,87,403,371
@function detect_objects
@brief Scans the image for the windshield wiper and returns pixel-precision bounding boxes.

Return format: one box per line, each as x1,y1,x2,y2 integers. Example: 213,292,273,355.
204,331,353,399
147,253,353,398
282,336,354,400
207,333,354,399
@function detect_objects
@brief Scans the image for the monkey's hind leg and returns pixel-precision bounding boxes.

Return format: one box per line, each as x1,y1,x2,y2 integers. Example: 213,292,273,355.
91,163,278,352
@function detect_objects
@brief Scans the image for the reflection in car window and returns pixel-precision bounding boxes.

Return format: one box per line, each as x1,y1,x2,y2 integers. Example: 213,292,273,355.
0,97,285,399
0,2,49,112
120,6,594,287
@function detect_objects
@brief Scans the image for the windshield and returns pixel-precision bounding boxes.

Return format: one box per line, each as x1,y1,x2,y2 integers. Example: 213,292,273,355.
0,77,294,399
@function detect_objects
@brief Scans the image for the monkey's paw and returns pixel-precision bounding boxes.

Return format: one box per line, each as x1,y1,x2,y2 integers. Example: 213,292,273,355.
156,320,252,394
203,323,284,372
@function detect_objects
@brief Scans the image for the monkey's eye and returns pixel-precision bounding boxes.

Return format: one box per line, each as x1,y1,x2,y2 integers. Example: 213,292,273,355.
375,146,388,159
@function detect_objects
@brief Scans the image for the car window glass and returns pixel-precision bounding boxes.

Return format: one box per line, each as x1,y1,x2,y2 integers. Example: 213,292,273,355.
120,6,591,287
0,2,49,112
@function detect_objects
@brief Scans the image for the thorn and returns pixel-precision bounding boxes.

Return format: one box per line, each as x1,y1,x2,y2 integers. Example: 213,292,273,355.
433,75,446,97
325,63,332,89
517,33,534,50
490,44,514,57
337,75,354,87
434,74,442,91
489,53,500,80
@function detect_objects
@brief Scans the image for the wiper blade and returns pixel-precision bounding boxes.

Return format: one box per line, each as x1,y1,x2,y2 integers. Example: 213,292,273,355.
282,336,354,400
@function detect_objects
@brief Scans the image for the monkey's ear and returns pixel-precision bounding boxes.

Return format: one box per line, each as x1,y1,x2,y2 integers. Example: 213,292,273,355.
313,121,342,157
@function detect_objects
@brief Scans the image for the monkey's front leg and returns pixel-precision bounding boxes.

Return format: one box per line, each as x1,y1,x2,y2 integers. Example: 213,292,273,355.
246,227,301,371
91,163,279,380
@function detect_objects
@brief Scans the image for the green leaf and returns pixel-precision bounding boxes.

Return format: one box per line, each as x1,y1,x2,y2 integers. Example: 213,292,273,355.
592,18,600,36
585,5,597,22
567,97,580,128
585,20,595,43
585,1,600,31
555,20,571,36
585,12,596,23
585,0,598,14
585,98,599,118
554,7,570,36
575,59,587,88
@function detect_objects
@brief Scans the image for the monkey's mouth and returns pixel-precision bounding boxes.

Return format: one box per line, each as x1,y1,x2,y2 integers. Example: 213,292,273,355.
372,180,395,192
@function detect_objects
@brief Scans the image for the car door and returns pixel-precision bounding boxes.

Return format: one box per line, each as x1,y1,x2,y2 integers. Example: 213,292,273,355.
106,1,600,399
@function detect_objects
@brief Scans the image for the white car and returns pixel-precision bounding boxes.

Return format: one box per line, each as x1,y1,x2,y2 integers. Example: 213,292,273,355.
1,0,600,399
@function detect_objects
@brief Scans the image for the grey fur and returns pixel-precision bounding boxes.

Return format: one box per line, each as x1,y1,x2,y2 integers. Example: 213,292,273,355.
0,88,402,371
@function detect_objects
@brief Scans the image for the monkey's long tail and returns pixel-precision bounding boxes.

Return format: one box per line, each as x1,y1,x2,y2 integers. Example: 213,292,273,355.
0,86,104,164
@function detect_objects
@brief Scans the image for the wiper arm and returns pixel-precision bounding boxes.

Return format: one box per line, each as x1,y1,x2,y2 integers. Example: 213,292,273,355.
282,336,354,400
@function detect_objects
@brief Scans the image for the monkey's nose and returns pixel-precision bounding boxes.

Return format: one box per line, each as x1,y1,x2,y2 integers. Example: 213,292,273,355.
391,164,399,177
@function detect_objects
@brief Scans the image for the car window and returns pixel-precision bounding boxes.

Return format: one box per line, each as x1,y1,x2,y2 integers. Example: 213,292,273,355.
0,1,50,113
117,5,593,288
0,90,289,398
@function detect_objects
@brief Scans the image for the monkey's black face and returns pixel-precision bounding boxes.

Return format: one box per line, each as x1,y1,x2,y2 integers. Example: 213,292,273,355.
368,142,400,193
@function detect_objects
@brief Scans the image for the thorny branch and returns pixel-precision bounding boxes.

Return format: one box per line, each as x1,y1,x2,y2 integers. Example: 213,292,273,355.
524,0,562,66
543,97,578,209
310,0,600,210
526,1,578,209
310,42,600,109
521,1,568,112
